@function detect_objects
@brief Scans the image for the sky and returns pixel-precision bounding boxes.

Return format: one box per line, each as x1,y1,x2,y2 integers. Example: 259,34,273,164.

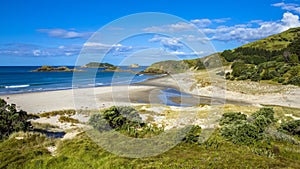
0,0,300,66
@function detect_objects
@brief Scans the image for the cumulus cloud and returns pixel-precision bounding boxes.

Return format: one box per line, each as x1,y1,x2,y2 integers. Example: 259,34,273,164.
37,28,93,39
272,2,300,14
143,12,300,44
149,35,183,51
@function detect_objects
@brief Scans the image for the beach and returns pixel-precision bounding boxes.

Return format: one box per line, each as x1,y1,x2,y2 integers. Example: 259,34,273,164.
1,72,299,115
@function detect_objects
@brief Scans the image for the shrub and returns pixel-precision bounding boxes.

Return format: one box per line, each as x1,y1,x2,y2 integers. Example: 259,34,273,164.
88,106,163,138
219,112,247,126
251,108,276,123
220,120,260,145
287,76,300,86
277,77,285,83
279,120,300,135
0,99,31,140
182,125,202,144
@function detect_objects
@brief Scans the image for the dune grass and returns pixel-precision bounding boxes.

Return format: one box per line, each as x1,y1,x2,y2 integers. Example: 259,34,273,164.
1,130,300,169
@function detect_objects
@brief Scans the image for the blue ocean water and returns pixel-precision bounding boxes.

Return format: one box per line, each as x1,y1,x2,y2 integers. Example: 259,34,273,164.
0,66,155,95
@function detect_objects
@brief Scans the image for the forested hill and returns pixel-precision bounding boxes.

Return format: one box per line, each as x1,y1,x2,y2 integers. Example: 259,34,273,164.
143,27,300,86
222,27,300,86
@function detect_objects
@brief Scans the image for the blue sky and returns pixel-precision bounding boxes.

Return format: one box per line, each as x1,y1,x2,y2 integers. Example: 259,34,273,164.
0,0,300,66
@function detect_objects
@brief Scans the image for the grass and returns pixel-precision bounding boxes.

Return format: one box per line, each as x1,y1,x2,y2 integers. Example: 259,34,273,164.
58,116,80,124
31,122,59,130
2,131,300,168
39,110,76,118
242,27,300,51
2,105,300,168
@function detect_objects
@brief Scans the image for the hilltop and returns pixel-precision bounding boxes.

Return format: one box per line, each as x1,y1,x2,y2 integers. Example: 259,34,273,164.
242,27,300,51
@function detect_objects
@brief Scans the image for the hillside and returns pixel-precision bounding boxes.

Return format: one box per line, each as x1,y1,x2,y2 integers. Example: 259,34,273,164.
144,27,300,86
143,53,229,74
242,27,300,51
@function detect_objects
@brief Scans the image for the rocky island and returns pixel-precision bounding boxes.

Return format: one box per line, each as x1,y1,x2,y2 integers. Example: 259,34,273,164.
81,62,117,69
32,66,84,72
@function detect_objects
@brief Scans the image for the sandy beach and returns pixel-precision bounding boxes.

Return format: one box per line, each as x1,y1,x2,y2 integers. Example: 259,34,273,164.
1,73,299,115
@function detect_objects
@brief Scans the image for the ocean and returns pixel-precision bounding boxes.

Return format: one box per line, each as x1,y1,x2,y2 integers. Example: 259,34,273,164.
0,66,155,95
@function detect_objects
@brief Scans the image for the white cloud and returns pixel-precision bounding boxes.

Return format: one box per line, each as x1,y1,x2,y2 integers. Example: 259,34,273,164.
83,42,133,55
0,43,82,57
272,2,300,14
191,19,212,27
143,22,194,32
144,12,300,44
32,50,41,56
37,28,93,39
149,35,183,51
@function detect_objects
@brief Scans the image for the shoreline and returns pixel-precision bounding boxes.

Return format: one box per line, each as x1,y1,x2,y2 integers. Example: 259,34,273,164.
0,72,299,114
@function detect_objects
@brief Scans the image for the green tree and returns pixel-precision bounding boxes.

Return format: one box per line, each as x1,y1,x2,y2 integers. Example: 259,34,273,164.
0,99,31,140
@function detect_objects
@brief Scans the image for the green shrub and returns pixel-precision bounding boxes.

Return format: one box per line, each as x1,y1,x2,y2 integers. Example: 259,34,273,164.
88,106,163,138
219,112,247,126
279,120,300,135
277,77,285,83
182,125,202,144
220,120,261,145
0,99,31,140
287,76,300,86
251,108,276,123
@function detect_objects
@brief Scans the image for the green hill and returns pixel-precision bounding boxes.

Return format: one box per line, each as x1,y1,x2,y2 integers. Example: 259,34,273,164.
143,53,229,74
242,27,300,51
144,27,300,86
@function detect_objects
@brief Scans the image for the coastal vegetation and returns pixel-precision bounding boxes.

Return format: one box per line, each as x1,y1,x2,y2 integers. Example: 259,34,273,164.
1,103,300,168
0,99,32,140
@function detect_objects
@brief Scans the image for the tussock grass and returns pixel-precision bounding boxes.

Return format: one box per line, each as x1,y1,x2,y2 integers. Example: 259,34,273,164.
39,110,76,118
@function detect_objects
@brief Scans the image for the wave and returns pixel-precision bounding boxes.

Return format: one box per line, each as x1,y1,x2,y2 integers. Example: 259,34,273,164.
4,84,30,89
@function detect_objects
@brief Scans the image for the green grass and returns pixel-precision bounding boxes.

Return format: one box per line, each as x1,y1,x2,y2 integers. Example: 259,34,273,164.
58,116,80,124
1,130,300,169
39,110,76,118
242,27,300,51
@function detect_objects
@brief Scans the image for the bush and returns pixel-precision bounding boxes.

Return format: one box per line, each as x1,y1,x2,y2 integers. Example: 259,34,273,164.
220,108,276,145
0,99,31,140
89,106,144,131
251,108,276,123
182,125,202,144
219,112,247,126
277,77,285,83
279,120,300,135
287,76,300,86
220,120,261,145
88,106,163,138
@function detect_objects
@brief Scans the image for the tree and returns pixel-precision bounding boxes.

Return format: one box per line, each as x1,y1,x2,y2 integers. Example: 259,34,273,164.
0,99,31,140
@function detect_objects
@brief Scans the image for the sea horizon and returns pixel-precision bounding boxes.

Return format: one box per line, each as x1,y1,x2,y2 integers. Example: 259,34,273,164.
0,66,155,95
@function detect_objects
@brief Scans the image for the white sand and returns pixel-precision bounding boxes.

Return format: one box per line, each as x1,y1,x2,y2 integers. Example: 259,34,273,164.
1,85,158,114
